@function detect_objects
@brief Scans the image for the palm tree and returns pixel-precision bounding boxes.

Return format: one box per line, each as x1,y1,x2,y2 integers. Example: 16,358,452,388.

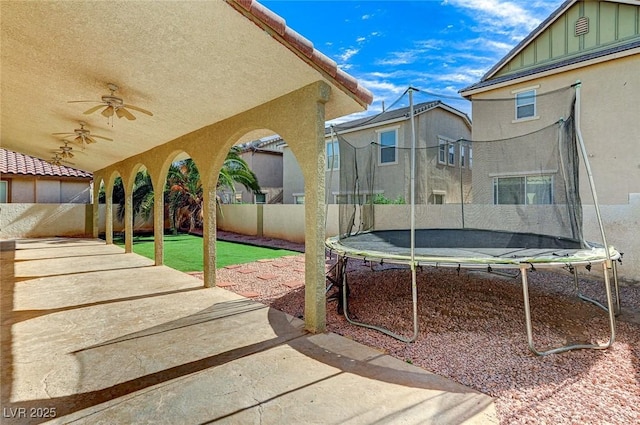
166,159,202,233
217,146,261,196
107,147,261,233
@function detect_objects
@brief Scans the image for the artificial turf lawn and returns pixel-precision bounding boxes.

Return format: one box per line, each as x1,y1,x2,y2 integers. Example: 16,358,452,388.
114,233,299,272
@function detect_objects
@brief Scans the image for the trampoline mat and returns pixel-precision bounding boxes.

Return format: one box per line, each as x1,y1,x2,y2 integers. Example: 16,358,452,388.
326,228,612,265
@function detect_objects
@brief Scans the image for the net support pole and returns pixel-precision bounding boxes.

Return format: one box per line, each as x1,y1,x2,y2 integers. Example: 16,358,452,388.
574,81,610,258
574,81,620,312
408,87,419,342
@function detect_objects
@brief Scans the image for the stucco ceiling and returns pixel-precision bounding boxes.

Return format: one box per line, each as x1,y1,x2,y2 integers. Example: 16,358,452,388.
1,0,370,173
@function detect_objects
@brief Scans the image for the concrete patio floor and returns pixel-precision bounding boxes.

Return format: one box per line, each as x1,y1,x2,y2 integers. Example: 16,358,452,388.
1,238,498,424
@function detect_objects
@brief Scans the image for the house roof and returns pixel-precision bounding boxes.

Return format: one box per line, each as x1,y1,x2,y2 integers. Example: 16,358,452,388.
0,148,93,179
329,100,472,134
460,0,640,95
1,0,372,172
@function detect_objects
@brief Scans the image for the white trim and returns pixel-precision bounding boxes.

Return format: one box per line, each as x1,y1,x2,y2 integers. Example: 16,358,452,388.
376,126,399,166
489,169,557,178
511,84,540,94
461,46,640,97
514,88,537,121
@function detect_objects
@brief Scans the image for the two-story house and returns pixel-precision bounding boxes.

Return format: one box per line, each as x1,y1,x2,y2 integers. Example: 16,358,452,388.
283,100,472,206
218,136,285,205
460,0,639,280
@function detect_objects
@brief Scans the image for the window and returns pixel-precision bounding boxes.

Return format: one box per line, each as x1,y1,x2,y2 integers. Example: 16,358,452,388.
433,194,444,204
438,139,446,164
460,145,466,167
448,143,455,165
469,147,473,169
255,193,266,204
0,181,7,203
293,194,305,204
234,193,242,203
378,128,397,164
326,140,339,170
515,89,536,120
494,175,553,205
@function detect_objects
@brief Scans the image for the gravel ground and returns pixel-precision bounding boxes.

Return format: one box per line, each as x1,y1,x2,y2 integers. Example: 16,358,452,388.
210,233,640,425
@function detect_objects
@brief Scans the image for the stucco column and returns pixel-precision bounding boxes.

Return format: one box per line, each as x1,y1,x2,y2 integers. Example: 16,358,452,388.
153,175,164,266
124,190,133,253
92,178,100,239
201,181,216,288
105,183,114,245
301,87,330,334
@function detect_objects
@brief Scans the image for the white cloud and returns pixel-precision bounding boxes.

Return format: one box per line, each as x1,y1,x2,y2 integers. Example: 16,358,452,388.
445,0,560,40
338,48,360,62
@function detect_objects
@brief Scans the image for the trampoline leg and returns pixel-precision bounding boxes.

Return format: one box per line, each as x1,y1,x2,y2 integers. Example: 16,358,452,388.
575,262,621,316
521,263,616,356
612,260,621,315
342,262,419,343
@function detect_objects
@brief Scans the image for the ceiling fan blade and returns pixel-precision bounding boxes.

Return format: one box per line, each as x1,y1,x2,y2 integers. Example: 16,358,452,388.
68,100,100,104
124,104,153,116
91,134,113,141
101,105,115,117
85,136,97,144
52,132,75,136
117,107,137,120
83,104,106,115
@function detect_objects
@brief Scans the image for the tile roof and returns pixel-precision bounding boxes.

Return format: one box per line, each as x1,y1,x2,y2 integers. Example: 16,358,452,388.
228,0,374,107
329,100,471,133
0,148,93,179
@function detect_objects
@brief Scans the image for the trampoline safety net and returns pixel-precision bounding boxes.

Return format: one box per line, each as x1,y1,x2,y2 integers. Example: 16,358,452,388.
333,85,595,258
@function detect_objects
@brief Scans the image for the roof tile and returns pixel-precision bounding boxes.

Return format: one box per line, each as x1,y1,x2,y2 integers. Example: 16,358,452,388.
0,148,93,179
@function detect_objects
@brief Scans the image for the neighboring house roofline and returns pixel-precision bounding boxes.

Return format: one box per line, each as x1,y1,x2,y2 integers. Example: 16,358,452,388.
327,101,472,137
478,0,575,83
462,42,640,96
460,0,640,96
0,148,93,180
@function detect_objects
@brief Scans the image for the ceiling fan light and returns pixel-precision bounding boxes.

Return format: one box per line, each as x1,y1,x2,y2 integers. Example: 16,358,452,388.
101,105,115,118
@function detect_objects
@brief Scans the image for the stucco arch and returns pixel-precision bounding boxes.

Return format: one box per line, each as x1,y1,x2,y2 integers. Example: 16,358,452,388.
93,82,333,331
103,170,123,245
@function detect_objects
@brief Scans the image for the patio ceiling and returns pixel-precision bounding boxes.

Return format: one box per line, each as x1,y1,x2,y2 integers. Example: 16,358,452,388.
1,0,372,173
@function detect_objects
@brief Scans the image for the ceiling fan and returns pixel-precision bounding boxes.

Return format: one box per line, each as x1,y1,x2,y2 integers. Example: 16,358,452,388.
53,141,77,159
48,152,74,166
69,83,153,120
52,122,113,148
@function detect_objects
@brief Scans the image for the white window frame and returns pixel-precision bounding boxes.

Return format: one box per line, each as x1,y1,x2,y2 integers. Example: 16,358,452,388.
469,146,473,169
326,139,340,170
512,85,539,122
332,190,383,204
0,180,7,203
254,192,267,204
432,190,446,205
438,138,447,164
460,144,466,168
493,174,554,205
448,143,456,166
377,127,399,165
293,193,305,204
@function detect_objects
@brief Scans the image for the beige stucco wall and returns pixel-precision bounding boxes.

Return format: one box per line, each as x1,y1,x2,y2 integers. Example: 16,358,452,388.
469,53,640,205
0,203,91,238
3,177,91,204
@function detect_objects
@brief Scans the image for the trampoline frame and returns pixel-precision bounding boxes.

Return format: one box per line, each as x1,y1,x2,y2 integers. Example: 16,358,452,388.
326,236,621,356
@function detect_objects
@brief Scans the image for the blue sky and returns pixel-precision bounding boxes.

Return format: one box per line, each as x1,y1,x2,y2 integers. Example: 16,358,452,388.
262,0,563,120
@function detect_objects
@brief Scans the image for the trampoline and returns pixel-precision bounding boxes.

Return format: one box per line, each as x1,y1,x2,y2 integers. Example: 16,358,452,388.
325,83,623,355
